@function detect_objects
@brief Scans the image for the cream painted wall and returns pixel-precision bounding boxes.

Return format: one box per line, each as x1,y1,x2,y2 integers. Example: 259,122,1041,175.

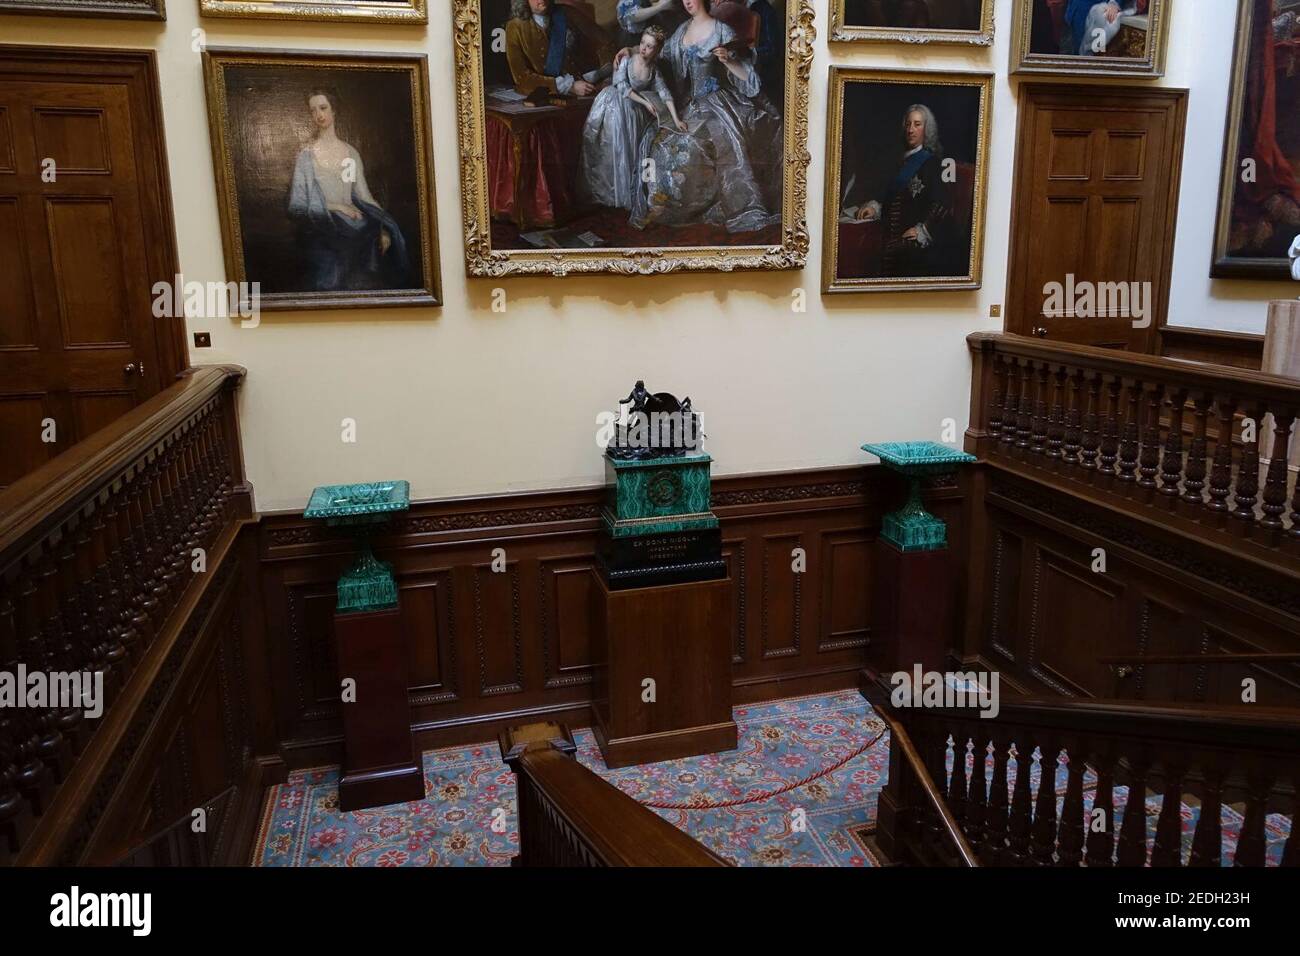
3,0,1286,510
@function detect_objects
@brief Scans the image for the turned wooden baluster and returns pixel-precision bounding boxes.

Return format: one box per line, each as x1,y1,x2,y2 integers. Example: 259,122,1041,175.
1181,394,1210,511
1261,411,1294,543
988,355,1005,442
1116,757,1151,866
1016,362,1034,453
1001,360,1021,450
55,529,96,751
15,565,67,793
1080,372,1101,472
998,361,1019,450
1233,772,1273,867
1031,740,1060,866
1056,747,1086,867
99,497,135,666
132,455,163,623
1159,388,1188,501
947,730,968,834
1138,383,1165,493
965,732,988,853
1062,369,1083,468
1118,380,1141,483
1030,364,1050,457
1151,763,1186,866
1283,787,1299,866
1085,749,1116,867
74,518,119,707
1206,396,1237,521
1046,366,1066,461
0,590,33,858
1007,739,1035,865
35,551,82,756
1099,377,1122,479
983,733,1011,863
1232,405,1262,526
1189,767,1225,867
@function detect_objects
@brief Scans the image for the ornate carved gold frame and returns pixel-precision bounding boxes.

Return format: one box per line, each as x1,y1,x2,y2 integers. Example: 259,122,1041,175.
1010,0,1168,77
820,66,992,294
201,48,443,311
451,0,815,277
198,0,426,23
829,0,992,46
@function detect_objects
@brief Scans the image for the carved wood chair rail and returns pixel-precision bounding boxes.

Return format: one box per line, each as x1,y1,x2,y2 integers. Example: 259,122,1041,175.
0,365,249,864
967,333,1300,564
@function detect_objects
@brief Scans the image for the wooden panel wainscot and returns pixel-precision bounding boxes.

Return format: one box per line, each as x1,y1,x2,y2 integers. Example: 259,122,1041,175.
962,333,1300,706
257,465,964,767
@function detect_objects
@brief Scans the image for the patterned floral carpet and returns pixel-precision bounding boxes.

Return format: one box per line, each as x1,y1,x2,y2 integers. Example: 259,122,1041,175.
252,690,1291,867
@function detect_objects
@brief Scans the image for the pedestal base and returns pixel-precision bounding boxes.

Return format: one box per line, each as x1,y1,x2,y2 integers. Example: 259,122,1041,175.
591,571,737,769
868,540,953,675
334,605,424,812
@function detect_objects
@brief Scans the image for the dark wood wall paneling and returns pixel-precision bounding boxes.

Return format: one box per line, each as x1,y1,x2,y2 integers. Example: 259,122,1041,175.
961,466,1300,708
256,466,964,768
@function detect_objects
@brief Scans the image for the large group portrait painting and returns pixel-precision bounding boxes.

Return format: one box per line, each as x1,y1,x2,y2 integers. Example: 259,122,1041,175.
454,0,810,275
1213,0,1300,278
821,69,991,293
201,50,442,311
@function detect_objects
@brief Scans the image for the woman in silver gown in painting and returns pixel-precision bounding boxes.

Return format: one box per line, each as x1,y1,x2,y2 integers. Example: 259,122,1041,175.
629,0,783,233
578,27,684,211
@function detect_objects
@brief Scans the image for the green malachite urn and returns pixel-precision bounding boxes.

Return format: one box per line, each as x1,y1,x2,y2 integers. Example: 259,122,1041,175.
862,442,975,552
303,480,410,613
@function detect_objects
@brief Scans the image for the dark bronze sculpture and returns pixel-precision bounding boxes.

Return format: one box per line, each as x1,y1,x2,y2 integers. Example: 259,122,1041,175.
607,380,703,461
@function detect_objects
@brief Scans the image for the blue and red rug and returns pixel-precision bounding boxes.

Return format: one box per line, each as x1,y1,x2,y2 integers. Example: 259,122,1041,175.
252,690,1290,866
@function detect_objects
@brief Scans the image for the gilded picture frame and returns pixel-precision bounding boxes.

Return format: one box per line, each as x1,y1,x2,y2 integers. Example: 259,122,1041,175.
1211,0,1300,280
198,0,426,24
1010,0,1169,78
201,48,442,311
0,0,164,18
452,0,815,278
821,66,992,294
830,0,993,46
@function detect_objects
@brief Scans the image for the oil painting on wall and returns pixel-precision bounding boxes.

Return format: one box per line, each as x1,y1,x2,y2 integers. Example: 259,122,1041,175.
821,68,991,293
202,49,442,310
452,0,814,276
830,0,993,45
1012,0,1169,76
1213,0,1300,279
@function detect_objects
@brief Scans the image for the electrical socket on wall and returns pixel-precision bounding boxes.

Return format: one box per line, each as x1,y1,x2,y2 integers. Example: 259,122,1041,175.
193,332,212,348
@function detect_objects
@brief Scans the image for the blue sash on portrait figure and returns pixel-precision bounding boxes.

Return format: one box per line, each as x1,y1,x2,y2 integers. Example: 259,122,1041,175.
287,150,412,292
886,147,933,200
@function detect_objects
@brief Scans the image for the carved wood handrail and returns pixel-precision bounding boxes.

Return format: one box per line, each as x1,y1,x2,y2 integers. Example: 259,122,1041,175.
966,333,1300,568
868,675,1300,867
500,723,729,866
0,365,250,864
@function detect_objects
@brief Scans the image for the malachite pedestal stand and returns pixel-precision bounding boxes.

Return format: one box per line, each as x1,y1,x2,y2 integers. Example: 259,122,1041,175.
303,481,423,811
596,452,726,590
860,442,976,677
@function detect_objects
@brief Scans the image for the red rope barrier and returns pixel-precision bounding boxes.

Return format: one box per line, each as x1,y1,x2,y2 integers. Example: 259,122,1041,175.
638,726,889,810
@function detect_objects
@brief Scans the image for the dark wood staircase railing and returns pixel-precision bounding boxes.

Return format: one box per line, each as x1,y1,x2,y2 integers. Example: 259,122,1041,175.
967,332,1300,569
865,676,1299,867
0,365,257,865
500,722,729,866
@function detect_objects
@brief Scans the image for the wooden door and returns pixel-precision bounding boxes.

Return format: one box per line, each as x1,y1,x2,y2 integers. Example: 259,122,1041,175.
0,47,184,490
1006,84,1188,351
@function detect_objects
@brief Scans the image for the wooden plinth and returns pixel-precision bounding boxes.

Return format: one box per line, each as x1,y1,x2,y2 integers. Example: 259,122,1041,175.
867,541,953,676
591,571,737,769
333,605,424,812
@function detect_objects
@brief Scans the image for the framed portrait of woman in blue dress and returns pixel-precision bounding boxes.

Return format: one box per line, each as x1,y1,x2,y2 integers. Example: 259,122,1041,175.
451,0,814,277
202,49,442,311
1011,0,1169,77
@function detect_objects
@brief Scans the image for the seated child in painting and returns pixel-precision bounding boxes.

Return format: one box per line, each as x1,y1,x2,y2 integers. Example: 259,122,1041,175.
577,26,686,212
